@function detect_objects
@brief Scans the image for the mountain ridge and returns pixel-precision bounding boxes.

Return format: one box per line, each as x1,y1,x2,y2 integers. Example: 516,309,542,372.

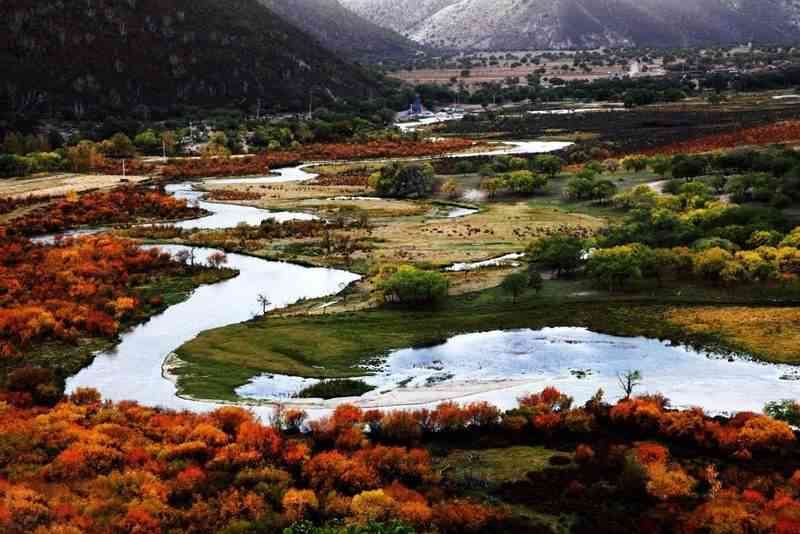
0,0,382,118
260,0,423,64
342,0,800,50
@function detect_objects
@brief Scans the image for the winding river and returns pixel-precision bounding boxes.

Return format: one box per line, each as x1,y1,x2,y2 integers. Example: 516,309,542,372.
166,182,317,229
66,247,360,414
60,139,797,418
238,328,800,415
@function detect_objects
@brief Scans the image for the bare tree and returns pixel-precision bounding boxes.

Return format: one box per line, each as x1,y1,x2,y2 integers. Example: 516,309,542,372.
322,228,333,256
174,249,190,265
207,252,228,269
257,294,271,315
618,370,642,400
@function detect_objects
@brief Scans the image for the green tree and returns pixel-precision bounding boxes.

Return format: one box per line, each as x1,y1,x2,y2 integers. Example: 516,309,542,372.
618,370,642,399
623,156,649,173
528,269,544,294
454,161,474,174
671,155,708,181
650,156,672,176
134,129,161,153
532,155,564,178
503,170,548,195
586,244,646,292
528,234,586,278
693,247,733,284
380,266,449,307
500,272,529,302
103,133,136,158
764,400,800,427
374,163,435,199
592,180,618,203
480,177,504,200
478,163,496,178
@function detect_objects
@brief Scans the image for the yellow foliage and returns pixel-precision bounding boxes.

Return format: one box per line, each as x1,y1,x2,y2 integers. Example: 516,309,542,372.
282,489,319,523
645,463,697,501
350,489,397,523
666,307,800,364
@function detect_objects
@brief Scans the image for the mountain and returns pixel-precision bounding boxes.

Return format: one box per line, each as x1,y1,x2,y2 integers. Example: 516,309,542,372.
342,0,800,50
0,0,382,118
259,0,422,64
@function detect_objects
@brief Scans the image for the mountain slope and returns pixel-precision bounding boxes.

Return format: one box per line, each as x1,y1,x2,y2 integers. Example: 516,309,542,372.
342,0,800,50
260,0,422,64
0,0,381,117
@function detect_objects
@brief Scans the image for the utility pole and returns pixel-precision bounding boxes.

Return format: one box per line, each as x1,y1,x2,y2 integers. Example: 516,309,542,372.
162,137,167,161
307,89,313,120
122,159,126,179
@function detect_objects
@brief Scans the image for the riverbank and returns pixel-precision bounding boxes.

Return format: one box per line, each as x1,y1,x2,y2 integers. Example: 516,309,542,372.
173,276,800,403
4,266,238,391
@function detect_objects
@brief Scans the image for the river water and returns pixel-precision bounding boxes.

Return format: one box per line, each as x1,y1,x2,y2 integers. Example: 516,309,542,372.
65,246,360,409
237,328,800,415
59,139,798,418
166,182,317,229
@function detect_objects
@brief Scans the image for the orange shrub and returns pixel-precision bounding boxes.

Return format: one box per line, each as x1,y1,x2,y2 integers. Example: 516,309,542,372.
575,444,596,464
3,187,200,238
430,401,468,432
0,235,184,357
432,500,499,533
635,442,669,465
236,421,282,456
379,410,423,444
350,489,397,523
645,463,697,501
282,489,319,523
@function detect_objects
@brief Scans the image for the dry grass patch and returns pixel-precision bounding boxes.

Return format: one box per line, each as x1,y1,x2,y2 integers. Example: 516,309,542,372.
203,182,369,204
371,202,603,267
0,173,149,198
666,307,800,364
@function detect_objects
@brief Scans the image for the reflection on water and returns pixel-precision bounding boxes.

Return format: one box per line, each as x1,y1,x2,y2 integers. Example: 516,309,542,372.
166,183,316,229
445,207,479,219
208,164,320,185
66,246,361,408
237,327,800,414
446,253,524,272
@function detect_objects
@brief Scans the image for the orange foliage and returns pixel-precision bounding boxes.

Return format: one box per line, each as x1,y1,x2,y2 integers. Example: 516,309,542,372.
518,386,573,414
431,499,501,533
635,442,669,465
350,489,397,523
0,235,184,357
282,489,319,523
161,139,479,179
642,120,800,156
236,421,282,456
3,187,201,238
737,416,796,453
645,462,697,501
575,444,596,464
0,386,798,533
378,410,423,444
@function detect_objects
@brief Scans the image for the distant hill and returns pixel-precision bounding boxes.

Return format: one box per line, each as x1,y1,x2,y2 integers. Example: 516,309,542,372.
260,0,422,64
0,0,383,118
342,0,800,50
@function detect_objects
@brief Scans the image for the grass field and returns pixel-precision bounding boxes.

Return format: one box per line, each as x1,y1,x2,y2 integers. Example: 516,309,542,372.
439,446,575,486
173,170,609,300
173,274,776,402
666,307,800,365
0,173,149,198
